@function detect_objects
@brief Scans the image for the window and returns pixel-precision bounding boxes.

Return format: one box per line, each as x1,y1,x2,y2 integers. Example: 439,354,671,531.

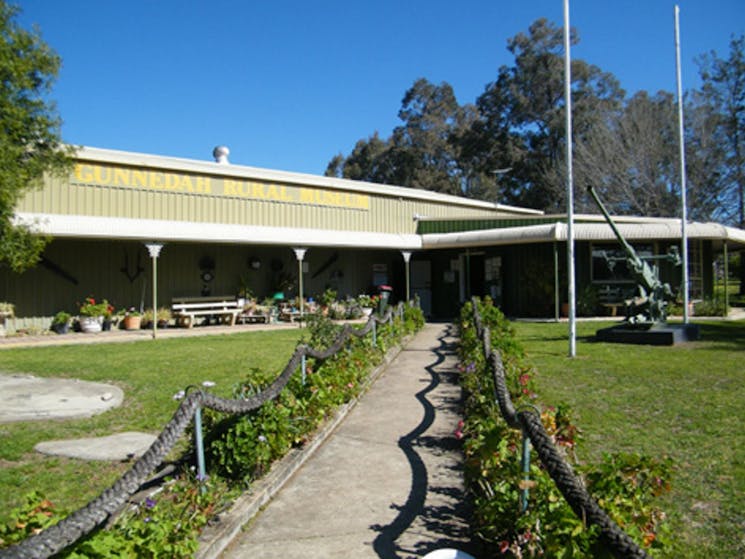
591,243,653,284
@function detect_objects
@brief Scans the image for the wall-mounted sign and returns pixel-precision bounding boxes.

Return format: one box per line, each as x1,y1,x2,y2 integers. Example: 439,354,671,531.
73,163,370,211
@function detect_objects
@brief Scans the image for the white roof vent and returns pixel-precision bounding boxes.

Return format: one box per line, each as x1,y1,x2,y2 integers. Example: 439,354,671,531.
212,145,230,164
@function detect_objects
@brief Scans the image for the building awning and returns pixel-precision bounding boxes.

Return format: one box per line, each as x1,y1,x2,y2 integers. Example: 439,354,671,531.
14,213,423,250
422,220,745,249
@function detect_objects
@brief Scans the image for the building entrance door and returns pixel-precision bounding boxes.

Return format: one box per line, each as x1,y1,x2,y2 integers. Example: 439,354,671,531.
411,260,432,317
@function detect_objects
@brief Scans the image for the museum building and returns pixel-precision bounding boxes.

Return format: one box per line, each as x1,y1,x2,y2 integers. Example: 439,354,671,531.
2,145,744,330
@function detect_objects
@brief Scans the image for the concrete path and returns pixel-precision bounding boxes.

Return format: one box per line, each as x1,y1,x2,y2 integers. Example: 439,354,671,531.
220,322,480,559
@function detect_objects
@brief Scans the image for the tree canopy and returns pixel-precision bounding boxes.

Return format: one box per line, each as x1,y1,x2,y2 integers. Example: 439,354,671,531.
327,18,745,228
0,1,72,272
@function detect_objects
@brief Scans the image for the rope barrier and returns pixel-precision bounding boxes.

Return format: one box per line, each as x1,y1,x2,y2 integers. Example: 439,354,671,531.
468,297,649,559
0,306,402,559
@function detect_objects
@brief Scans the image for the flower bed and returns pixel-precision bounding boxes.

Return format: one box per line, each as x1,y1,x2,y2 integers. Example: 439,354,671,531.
458,297,672,557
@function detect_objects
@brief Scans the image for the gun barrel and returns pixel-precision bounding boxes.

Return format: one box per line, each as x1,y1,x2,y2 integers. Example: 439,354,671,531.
587,186,638,260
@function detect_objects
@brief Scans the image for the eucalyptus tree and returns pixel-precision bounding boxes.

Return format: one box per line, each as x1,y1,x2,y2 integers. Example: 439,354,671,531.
695,34,745,291
572,91,682,216
326,78,473,196
0,1,73,272
469,18,625,211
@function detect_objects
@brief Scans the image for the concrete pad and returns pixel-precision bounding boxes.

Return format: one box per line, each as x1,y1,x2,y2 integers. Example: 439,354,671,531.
0,373,123,423
34,431,157,461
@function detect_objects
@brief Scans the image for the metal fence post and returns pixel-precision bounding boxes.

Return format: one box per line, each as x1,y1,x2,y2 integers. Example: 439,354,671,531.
301,353,307,386
194,405,207,492
372,319,377,346
520,430,531,512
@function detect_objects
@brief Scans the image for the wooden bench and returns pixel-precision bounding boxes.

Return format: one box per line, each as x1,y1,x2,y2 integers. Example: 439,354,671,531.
171,296,241,328
596,284,632,317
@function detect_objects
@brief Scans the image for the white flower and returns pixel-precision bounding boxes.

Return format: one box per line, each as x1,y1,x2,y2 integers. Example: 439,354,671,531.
172,390,186,400
202,381,216,388
258,435,267,443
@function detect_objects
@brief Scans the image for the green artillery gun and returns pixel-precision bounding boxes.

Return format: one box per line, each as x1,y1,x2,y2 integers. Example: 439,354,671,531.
587,186,680,324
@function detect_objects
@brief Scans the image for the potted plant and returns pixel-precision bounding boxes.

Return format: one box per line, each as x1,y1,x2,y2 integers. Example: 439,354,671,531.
122,307,142,330
357,294,377,316
51,311,71,334
78,296,109,333
156,307,171,328
102,301,115,331
0,302,14,337
141,308,154,329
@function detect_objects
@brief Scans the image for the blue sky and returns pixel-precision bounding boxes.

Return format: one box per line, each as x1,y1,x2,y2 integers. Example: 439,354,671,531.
18,0,745,176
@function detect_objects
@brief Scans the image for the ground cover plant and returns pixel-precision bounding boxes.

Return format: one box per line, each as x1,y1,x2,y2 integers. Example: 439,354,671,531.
0,305,424,556
512,318,745,558
458,299,672,557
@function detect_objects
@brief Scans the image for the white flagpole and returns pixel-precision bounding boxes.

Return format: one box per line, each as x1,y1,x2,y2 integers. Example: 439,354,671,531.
564,0,576,357
675,5,690,323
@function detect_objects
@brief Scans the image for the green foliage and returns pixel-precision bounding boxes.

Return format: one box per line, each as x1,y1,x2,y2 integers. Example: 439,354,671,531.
59,473,229,558
402,303,425,333
319,288,337,307
0,2,74,271
458,297,672,557
693,297,728,317
577,285,600,317
51,310,70,325
303,312,343,350
0,491,60,548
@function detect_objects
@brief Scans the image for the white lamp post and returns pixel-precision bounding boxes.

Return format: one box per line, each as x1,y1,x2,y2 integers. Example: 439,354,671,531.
145,243,163,339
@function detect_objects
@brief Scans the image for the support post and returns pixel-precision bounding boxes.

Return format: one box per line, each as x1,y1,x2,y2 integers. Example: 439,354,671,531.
401,251,412,303
564,0,576,357
554,241,560,322
675,5,691,324
520,431,531,512
293,248,307,326
194,405,206,493
145,243,163,339
724,241,729,313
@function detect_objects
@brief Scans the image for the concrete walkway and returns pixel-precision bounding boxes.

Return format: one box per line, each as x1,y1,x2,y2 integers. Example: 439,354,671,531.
219,322,479,559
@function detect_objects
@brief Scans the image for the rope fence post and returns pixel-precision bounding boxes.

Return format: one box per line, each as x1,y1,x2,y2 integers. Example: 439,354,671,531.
194,403,207,493
520,429,531,513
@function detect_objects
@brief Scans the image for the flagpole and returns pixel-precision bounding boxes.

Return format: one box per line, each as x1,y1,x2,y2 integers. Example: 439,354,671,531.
564,0,576,357
675,5,690,323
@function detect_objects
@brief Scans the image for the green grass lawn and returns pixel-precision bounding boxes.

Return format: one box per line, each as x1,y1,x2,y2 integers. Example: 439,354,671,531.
513,319,744,558
0,329,304,526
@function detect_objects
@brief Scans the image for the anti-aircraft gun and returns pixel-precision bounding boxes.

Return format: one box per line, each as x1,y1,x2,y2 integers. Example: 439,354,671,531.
587,186,680,324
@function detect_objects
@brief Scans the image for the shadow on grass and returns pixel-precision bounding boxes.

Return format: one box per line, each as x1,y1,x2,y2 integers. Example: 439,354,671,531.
697,321,745,350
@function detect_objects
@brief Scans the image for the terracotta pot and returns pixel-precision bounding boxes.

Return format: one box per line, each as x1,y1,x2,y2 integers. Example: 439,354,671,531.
123,315,142,330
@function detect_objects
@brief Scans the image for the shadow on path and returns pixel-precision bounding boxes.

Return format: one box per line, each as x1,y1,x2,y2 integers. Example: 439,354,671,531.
372,325,477,558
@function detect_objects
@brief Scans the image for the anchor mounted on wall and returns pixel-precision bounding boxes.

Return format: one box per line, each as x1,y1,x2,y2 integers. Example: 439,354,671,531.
120,249,144,283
